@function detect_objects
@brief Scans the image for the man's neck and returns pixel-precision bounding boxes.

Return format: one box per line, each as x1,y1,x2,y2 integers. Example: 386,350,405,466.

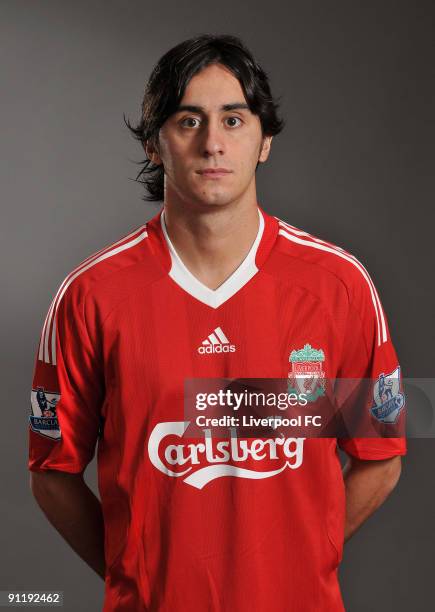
162,197,260,291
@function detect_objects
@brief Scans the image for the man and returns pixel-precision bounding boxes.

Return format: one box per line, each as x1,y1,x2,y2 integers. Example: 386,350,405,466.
29,34,406,611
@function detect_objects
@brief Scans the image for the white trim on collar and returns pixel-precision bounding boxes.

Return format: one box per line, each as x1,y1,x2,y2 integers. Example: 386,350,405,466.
160,208,264,308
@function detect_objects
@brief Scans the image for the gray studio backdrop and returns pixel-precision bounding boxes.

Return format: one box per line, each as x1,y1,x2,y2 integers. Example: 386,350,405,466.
1,1,434,611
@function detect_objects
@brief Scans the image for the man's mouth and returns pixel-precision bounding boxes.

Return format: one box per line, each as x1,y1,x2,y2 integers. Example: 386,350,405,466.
197,168,232,178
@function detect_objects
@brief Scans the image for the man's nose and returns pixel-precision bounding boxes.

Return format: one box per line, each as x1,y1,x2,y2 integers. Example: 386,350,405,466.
201,119,225,156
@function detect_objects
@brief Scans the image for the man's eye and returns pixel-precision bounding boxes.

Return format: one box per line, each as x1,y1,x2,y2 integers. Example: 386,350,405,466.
181,117,200,128
225,116,242,127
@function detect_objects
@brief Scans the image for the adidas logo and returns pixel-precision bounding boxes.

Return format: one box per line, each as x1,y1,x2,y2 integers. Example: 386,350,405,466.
198,327,236,354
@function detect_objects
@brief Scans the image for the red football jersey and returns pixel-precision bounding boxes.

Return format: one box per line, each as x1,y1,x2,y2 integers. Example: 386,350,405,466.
29,206,406,611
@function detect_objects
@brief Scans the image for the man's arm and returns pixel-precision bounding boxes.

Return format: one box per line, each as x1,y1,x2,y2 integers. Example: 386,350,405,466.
342,455,402,541
30,470,106,580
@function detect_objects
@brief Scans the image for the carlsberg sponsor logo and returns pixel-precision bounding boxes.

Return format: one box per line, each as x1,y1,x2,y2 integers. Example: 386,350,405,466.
148,421,305,489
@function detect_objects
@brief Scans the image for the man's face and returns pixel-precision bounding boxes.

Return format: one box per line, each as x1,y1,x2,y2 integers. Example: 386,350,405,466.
150,63,272,208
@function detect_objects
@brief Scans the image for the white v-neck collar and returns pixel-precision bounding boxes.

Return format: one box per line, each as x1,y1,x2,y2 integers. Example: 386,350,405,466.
160,208,265,308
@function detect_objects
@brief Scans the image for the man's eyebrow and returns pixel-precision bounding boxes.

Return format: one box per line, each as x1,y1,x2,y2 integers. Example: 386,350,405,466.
175,103,250,113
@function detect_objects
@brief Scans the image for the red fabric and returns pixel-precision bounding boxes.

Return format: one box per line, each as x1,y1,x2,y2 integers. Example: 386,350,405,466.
29,206,406,611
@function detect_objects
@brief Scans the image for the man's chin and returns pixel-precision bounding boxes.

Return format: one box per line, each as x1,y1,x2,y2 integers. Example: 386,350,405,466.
191,188,238,208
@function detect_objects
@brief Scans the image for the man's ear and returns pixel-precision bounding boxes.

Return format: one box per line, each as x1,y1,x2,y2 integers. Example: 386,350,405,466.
258,135,273,163
145,140,162,166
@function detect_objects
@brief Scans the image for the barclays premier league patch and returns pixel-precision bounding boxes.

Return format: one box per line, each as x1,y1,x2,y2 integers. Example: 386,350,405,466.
370,367,405,424
29,387,61,440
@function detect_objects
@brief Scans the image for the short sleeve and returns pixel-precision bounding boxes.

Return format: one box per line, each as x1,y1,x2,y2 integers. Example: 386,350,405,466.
28,279,104,473
336,267,406,460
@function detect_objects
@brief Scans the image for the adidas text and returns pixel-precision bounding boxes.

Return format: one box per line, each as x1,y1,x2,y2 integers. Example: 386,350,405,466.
198,344,236,354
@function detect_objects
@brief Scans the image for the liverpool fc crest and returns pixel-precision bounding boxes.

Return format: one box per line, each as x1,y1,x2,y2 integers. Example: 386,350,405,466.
288,343,325,402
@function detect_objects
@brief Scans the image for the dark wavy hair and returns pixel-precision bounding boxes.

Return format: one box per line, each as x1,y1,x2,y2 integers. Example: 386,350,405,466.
124,34,285,202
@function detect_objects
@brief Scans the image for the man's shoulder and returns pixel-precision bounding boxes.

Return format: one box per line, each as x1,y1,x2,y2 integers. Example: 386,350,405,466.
273,214,374,301
53,222,157,307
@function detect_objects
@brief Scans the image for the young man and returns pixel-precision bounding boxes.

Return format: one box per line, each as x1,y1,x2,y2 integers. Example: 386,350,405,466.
29,35,406,611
